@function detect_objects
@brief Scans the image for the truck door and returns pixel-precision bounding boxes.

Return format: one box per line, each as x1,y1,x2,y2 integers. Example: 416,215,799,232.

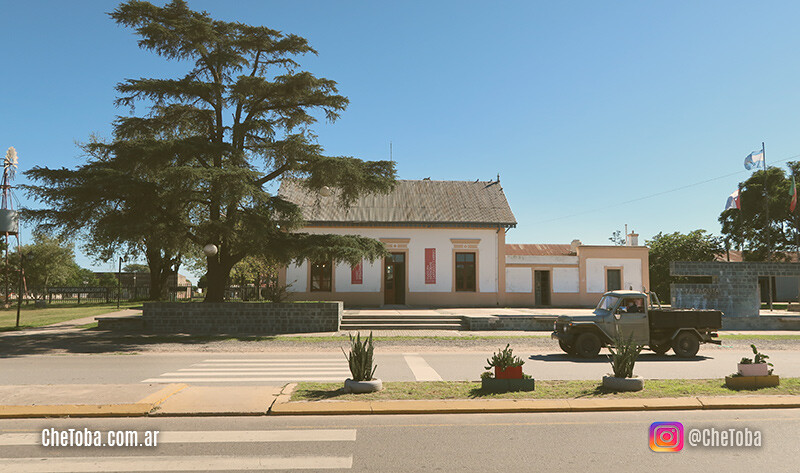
613,296,650,345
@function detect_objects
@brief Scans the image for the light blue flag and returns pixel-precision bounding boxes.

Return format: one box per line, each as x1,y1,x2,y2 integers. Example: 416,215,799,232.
744,150,764,170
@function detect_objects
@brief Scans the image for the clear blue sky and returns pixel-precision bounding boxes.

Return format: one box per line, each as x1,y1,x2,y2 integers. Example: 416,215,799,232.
3,0,800,280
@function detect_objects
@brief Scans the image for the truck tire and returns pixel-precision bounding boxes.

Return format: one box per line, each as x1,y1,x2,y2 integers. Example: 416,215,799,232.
575,332,602,358
559,339,576,355
672,332,700,358
651,343,670,355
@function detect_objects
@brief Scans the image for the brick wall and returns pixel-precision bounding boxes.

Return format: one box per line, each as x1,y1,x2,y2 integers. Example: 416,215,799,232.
671,261,800,317
142,302,342,334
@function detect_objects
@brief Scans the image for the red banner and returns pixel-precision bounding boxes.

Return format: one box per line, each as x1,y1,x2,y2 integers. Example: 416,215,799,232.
351,260,363,285
425,248,436,284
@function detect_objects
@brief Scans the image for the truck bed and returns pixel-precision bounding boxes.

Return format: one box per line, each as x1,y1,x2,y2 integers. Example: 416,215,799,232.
649,309,722,330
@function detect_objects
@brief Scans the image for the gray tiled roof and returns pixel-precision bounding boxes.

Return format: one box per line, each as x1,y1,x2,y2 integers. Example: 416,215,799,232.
278,179,517,227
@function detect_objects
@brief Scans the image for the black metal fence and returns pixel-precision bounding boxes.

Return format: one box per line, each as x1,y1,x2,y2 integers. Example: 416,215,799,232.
7,285,194,305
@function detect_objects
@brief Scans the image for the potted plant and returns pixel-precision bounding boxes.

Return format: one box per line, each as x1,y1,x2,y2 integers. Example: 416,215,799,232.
485,344,525,379
481,345,535,393
602,332,644,392
737,344,772,377
342,331,382,393
726,344,779,389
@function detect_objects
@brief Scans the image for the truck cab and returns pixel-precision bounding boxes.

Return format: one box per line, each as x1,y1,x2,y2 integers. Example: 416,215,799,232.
552,290,722,358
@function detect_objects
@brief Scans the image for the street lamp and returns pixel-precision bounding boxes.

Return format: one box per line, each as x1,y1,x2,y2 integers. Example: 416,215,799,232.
117,256,125,309
203,244,218,257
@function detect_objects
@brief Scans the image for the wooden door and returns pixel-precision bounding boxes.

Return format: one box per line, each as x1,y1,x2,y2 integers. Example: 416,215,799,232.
534,270,551,306
384,253,405,305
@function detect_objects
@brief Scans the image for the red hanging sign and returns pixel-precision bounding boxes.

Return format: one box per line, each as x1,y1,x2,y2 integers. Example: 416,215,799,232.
424,248,436,284
351,260,363,285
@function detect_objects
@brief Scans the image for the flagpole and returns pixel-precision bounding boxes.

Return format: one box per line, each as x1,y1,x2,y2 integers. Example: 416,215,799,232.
763,141,773,311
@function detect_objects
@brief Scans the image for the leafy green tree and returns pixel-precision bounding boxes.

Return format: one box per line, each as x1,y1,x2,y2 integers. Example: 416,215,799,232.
14,233,82,299
646,230,724,301
97,272,119,288
97,0,396,302
123,263,149,273
719,164,799,261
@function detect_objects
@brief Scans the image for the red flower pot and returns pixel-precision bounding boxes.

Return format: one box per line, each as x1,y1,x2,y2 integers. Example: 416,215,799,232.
495,365,523,379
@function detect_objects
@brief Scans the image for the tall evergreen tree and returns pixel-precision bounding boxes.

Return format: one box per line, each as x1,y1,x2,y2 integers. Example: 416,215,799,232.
26,0,396,302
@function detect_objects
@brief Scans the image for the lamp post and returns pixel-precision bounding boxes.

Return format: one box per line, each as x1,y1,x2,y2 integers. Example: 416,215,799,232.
117,256,125,309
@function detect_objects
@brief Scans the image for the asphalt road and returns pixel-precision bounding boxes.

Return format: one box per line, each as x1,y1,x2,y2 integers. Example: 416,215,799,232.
1,409,798,472
1,345,799,385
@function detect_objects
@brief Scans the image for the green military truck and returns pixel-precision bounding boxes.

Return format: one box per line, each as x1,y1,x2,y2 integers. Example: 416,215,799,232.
551,290,722,358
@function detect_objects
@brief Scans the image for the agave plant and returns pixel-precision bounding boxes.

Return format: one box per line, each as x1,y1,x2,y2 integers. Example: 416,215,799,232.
607,332,643,379
342,331,377,382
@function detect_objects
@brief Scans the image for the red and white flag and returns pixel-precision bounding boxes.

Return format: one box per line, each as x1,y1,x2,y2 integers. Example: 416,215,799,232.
725,189,740,211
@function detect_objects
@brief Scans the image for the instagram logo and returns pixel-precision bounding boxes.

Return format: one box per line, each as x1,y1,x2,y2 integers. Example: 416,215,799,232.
649,422,684,452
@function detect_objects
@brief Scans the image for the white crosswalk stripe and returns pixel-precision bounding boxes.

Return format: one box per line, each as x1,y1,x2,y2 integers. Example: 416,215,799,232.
0,429,356,471
142,358,352,383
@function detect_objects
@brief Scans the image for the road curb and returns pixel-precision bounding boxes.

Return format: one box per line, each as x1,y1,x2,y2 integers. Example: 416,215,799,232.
0,384,187,419
269,392,800,416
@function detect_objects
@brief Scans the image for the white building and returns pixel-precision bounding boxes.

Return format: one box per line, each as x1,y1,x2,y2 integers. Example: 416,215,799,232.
278,179,649,307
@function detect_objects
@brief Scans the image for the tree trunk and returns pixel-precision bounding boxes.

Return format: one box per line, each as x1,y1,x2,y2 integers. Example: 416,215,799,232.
204,257,231,303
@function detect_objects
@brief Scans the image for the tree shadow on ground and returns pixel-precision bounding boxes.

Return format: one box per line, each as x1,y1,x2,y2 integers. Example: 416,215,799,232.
0,330,303,357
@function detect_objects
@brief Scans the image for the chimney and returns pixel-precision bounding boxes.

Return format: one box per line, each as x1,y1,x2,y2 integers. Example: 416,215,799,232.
570,239,582,252
626,232,639,246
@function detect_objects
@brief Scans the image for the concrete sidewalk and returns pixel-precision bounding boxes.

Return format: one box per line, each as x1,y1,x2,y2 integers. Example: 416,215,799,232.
1,383,799,419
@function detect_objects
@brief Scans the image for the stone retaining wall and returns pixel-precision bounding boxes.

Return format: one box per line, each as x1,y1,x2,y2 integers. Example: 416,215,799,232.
463,315,556,331
142,302,342,334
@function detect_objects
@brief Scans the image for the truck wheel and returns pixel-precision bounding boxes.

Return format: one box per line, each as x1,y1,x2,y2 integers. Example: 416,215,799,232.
672,332,700,358
559,340,576,355
651,344,670,355
575,332,602,358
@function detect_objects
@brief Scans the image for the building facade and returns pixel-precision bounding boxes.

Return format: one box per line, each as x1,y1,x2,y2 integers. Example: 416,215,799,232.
279,178,649,308
504,239,649,307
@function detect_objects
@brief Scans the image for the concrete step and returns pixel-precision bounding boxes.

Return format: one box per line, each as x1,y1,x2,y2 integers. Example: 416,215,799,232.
342,314,461,320
341,318,463,324
340,323,465,330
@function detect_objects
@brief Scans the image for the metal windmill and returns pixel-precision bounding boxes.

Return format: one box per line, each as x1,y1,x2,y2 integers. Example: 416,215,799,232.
1,147,20,307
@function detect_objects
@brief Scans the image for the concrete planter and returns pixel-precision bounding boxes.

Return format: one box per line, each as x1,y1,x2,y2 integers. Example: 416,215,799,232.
481,378,535,393
725,375,780,390
738,363,769,377
343,378,383,394
602,375,644,392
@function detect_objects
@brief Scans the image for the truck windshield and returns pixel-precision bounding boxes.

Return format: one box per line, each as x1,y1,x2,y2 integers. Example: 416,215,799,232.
596,295,620,311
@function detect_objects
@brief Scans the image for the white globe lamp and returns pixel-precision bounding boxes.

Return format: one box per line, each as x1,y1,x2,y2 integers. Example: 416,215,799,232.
203,244,218,257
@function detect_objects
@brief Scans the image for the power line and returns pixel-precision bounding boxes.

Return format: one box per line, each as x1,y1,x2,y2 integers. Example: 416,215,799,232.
533,152,800,225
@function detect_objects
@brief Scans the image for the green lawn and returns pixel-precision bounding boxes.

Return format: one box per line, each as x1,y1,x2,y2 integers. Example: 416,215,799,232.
0,302,141,331
719,334,800,340
291,378,800,401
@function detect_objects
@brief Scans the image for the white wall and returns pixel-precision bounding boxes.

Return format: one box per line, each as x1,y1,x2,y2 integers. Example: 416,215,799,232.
506,255,579,265
585,258,643,293
286,261,307,292
505,267,532,293
335,260,381,292
295,227,500,293
553,267,579,293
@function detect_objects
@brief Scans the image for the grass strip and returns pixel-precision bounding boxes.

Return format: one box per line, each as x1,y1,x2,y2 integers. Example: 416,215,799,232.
718,334,800,340
291,378,800,402
0,302,140,331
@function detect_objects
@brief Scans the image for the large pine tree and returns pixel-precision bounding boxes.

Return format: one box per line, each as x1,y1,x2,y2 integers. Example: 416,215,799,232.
25,0,396,301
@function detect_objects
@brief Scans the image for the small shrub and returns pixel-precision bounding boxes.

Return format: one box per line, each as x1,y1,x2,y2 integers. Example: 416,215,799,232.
480,371,494,380
342,331,377,381
607,332,643,379
484,344,524,371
